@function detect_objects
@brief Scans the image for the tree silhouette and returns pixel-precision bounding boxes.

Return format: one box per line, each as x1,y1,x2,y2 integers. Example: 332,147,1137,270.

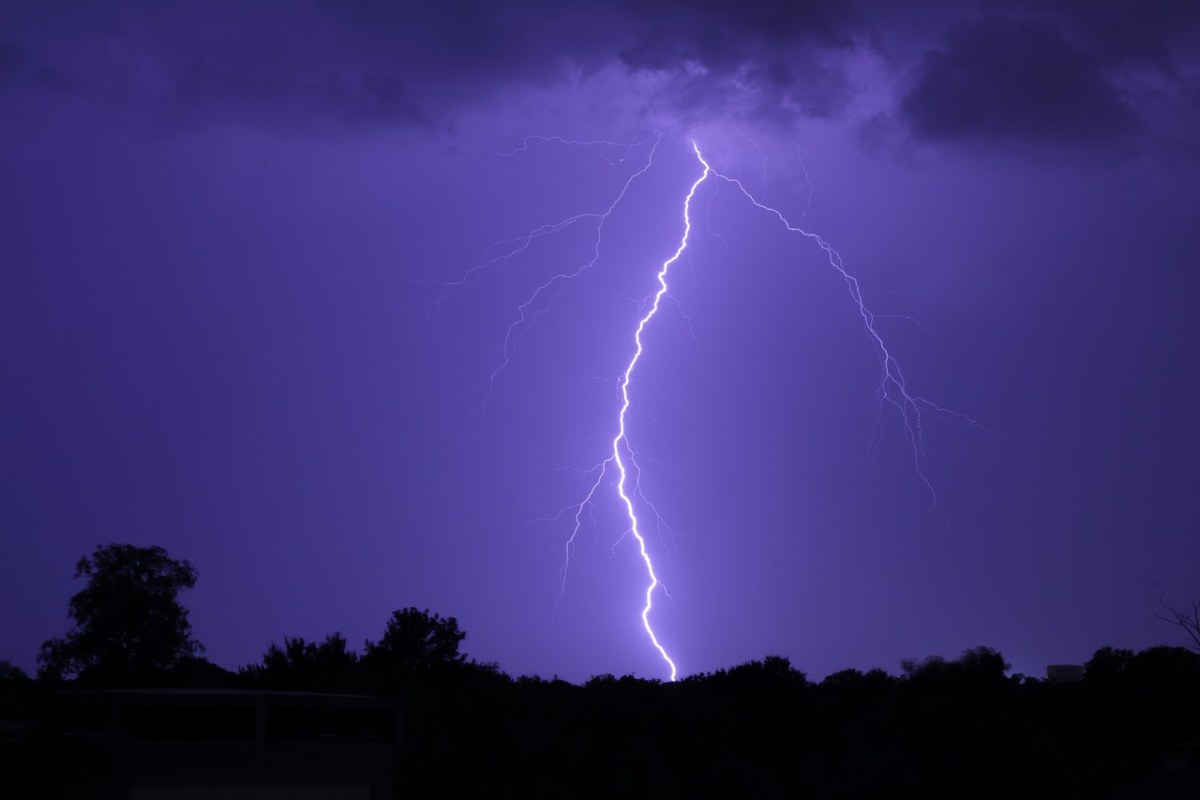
0,660,28,683
1084,645,1134,683
38,543,202,683
1155,598,1200,652
362,607,466,690
244,633,359,692
901,646,1010,687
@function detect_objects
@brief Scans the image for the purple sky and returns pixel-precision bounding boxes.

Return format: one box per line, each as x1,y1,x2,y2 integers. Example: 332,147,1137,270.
3,1,1199,683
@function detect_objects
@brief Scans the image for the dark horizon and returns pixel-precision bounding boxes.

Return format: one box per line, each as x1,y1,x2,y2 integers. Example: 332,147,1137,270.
3,0,1199,685
10,634,1200,797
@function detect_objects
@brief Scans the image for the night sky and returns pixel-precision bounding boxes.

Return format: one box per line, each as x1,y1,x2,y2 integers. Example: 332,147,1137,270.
3,1,1199,683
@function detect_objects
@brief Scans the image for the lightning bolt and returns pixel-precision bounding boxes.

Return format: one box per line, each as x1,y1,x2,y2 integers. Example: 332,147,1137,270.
437,134,969,683
564,149,710,682
569,140,968,681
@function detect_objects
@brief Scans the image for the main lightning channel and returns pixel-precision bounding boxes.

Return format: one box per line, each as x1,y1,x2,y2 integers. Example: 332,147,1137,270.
604,143,712,682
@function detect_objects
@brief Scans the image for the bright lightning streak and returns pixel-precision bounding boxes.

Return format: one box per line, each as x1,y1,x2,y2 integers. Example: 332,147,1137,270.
441,134,968,683
603,145,711,682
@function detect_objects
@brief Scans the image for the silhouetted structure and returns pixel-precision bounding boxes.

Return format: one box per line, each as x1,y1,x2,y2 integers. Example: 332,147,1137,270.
1047,663,1085,682
55,689,403,799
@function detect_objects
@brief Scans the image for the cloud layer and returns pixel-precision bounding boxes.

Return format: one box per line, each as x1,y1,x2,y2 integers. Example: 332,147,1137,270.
1,1,1196,149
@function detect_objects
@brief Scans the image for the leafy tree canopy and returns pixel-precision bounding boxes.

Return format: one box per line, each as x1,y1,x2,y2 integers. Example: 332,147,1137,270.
38,543,202,684
362,607,466,687
244,633,359,692
900,646,1010,687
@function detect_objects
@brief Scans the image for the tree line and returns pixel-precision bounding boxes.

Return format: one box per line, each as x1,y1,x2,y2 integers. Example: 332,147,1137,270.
4,543,1200,797
30,543,482,694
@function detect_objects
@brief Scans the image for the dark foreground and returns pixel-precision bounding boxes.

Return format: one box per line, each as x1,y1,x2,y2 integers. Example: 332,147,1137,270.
3,646,1199,798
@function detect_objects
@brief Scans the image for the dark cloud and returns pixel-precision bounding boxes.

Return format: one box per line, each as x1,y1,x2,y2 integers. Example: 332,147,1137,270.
0,0,866,133
900,16,1137,146
613,0,854,71
1012,0,1200,72
329,1,604,82
158,58,427,132
332,0,856,76
321,0,868,126
1,0,1195,147
0,40,21,90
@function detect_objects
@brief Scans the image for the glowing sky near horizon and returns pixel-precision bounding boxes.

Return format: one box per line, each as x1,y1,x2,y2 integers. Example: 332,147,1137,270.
2,0,1199,683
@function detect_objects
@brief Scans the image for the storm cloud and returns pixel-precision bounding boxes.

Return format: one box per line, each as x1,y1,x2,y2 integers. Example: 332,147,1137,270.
0,1,860,133
900,16,1137,146
1,0,1195,149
